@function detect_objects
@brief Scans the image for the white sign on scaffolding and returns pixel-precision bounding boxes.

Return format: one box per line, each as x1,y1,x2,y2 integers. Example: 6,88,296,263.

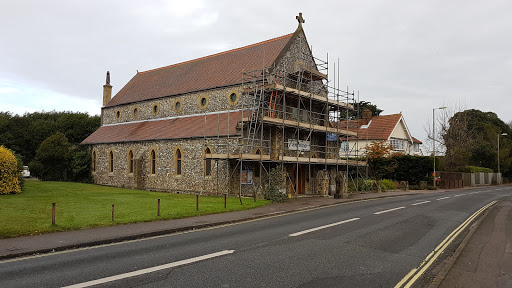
288,139,311,151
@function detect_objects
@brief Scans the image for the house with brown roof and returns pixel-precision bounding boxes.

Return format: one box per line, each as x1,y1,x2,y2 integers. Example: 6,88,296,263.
338,109,422,158
82,14,363,196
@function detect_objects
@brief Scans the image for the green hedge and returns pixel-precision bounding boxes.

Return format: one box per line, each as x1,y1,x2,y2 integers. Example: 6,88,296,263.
376,155,432,185
458,166,493,173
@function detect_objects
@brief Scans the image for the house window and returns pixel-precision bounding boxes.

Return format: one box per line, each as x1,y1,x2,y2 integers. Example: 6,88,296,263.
254,148,261,178
341,142,350,152
133,107,139,118
204,147,212,176
109,151,114,173
152,104,159,115
390,139,404,151
116,111,120,119
92,151,96,172
128,150,134,174
414,143,420,153
150,149,156,174
175,148,182,175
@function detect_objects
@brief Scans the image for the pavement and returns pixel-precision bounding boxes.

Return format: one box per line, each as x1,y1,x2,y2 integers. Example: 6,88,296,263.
432,196,512,288
1,186,511,287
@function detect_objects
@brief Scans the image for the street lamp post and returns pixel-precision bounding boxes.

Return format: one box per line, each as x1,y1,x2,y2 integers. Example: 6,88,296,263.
498,132,508,185
433,106,447,187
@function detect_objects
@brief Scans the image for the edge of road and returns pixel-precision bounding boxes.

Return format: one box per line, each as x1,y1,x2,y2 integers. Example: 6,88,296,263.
394,199,500,288
426,202,496,288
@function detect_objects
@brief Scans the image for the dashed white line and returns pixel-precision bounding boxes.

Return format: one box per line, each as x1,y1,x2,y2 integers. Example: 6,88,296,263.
454,194,463,197
289,218,360,237
62,250,235,288
374,207,406,215
437,197,450,200
411,201,431,206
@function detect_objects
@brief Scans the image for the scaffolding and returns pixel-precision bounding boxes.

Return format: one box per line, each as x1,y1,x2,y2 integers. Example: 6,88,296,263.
202,52,365,197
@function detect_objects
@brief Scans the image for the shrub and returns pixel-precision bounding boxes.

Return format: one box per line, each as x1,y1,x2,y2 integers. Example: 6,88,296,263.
0,146,21,194
31,132,72,181
264,167,287,203
379,179,396,191
409,185,420,190
348,179,376,192
71,149,92,183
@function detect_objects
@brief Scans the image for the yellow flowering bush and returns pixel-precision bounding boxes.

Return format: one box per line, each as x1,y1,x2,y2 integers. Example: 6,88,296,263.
0,146,21,194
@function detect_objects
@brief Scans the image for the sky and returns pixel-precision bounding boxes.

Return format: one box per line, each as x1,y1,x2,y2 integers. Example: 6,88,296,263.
1,0,511,152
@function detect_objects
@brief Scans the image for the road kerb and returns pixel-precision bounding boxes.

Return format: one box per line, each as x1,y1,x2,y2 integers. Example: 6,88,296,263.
394,200,497,288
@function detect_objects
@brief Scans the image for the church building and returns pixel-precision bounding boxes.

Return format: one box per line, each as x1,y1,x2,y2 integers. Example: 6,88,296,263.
82,14,363,197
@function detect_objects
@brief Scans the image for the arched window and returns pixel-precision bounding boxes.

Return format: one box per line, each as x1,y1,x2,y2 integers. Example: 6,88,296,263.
204,147,212,176
92,151,96,172
128,150,134,174
150,150,156,174
254,148,261,178
109,151,114,173
176,148,182,175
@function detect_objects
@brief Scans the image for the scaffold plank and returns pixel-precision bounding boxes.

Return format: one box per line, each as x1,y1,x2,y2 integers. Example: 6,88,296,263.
205,153,366,166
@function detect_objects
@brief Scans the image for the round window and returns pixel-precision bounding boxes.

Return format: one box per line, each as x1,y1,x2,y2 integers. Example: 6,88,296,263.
198,96,209,109
227,91,239,106
230,93,237,103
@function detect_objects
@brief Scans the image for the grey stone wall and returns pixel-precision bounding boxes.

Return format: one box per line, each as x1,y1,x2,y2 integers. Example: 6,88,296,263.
102,86,250,125
92,137,241,194
273,30,326,96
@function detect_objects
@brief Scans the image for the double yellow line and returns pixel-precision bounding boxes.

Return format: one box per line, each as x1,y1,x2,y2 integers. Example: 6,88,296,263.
395,200,497,288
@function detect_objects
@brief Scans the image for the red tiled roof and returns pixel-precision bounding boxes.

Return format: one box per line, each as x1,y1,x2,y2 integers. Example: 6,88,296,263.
106,33,294,107
81,111,247,144
412,137,422,144
356,114,403,140
338,114,422,143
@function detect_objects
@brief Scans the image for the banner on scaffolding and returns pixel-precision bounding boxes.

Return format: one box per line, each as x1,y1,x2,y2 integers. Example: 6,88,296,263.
241,169,253,185
288,139,311,151
326,133,337,142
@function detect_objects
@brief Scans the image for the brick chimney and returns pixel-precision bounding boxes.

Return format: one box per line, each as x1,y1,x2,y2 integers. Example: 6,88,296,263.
102,71,112,106
361,109,372,125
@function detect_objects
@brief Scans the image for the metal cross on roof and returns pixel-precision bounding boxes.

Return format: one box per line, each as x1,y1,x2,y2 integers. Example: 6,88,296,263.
296,12,305,28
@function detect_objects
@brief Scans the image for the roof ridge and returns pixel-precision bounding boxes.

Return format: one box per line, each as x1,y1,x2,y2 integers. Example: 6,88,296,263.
139,32,294,75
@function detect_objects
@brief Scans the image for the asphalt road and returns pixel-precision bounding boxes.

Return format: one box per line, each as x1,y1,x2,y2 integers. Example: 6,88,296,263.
1,186,510,288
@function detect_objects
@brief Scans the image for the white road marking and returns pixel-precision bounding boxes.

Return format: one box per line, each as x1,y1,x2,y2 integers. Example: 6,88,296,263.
436,197,450,200
470,192,480,194
62,250,235,288
289,218,360,237
454,194,463,197
373,207,406,215
411,201,431,206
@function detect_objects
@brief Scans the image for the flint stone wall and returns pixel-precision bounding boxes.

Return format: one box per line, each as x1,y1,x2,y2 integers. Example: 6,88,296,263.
92,138,240,194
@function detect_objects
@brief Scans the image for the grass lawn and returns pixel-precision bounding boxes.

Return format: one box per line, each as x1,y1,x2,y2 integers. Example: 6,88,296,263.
0,180,270,238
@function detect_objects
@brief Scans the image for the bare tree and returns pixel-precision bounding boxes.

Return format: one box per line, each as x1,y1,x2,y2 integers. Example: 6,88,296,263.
508,120,512,129
423,104,465,156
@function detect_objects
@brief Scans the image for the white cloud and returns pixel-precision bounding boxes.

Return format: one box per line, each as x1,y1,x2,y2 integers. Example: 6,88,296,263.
0,0,511,144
